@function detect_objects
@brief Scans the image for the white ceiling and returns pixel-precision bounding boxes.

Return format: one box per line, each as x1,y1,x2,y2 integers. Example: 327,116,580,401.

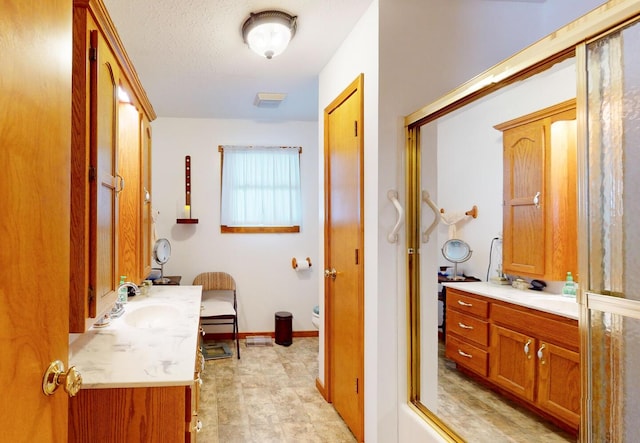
103,0,373,121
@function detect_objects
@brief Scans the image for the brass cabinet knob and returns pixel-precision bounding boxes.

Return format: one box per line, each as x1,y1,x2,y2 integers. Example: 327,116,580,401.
42,360,83,397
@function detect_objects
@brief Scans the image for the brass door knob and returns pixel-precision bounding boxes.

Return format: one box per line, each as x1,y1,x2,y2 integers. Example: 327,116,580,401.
42,360,83,397
324,268,337,279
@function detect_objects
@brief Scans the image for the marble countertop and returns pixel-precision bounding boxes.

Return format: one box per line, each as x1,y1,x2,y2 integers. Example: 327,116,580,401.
69,285,202,389
442,281,579,320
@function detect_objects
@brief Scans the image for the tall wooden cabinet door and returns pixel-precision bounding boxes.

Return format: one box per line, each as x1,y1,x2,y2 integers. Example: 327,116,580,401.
502,120,545,277
490,325,536,401
537,342,580,428
141,117,153,279
117,101,142,283
91,29,120,320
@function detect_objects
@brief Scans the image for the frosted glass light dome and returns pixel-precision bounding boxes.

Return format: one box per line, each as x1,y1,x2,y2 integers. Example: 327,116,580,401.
242,10,297,60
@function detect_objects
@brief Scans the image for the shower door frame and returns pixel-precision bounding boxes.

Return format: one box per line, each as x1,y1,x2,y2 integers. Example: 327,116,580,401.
403,2,640,442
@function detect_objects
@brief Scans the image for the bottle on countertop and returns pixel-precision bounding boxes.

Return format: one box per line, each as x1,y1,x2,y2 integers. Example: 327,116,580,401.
118,275,128,303
562,272,577,297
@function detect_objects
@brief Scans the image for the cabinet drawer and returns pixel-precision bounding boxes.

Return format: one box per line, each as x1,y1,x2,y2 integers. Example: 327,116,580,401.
445,334,488,376
448,310,489,346
446,289,489,318
492,303,579,350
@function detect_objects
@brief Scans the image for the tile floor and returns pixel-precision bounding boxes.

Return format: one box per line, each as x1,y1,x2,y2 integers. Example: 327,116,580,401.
197,336,356,443
197,337,574,443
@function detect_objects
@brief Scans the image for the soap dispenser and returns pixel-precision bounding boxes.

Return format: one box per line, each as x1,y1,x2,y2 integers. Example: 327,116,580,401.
562,272,576,297
118,275,128,303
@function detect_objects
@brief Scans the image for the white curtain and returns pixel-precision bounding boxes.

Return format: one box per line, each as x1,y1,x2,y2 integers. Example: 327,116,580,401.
220,146,302,227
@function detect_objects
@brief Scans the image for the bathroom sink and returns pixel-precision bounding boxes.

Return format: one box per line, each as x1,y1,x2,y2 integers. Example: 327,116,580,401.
124,304,180,329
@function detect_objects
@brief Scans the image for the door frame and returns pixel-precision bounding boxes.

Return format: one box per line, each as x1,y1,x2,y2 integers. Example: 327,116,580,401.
322,73,365,440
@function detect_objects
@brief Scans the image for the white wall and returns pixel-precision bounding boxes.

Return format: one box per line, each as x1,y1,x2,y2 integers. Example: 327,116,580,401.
151,118,319,333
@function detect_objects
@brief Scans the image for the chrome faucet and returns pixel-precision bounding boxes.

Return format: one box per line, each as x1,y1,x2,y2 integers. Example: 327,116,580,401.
92,282,141,328
111,282,141,319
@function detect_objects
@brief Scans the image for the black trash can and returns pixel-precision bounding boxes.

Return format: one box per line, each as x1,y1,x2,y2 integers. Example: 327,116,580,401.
275,311,293,346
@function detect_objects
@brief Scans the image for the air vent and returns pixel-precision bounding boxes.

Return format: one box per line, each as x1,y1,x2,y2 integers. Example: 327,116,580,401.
254,92,287,108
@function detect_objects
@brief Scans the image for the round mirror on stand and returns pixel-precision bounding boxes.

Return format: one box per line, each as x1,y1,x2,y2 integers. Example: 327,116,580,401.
441,239,472,281
152,238,171,284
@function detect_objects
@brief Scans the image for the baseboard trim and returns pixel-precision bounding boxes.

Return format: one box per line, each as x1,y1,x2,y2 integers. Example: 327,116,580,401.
203,330,319,340
316,377,329,401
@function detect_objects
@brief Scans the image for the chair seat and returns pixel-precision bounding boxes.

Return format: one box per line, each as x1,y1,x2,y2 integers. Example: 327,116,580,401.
201,290,236,317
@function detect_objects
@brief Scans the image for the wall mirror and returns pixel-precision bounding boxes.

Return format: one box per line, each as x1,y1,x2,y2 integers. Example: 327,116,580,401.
404,4,640,442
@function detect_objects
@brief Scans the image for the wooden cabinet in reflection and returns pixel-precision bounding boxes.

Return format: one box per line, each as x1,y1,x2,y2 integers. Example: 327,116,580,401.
445,288,580,434
496,100,577,282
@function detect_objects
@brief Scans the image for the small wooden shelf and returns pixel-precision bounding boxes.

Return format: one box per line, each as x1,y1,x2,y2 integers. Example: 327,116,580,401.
176,218,199,224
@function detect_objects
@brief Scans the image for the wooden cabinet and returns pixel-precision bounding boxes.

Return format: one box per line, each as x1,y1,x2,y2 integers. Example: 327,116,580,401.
495,99,577,281
490,325,536,401
70,0,156,332
490,301,580,431
537,341,580,427
444,288,580,433
141,117,153,279
445,289,490,376
69,329,202,442
69,384,196,442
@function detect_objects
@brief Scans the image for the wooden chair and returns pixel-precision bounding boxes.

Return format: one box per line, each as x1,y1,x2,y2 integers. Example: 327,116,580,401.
193,272,240,359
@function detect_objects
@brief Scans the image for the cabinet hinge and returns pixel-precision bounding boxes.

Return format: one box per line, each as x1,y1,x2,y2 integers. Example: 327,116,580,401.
89,47,97,62
88,166,96,182
355,249,359,265
88,285,95,304
355,377,359,393
354,121,358,137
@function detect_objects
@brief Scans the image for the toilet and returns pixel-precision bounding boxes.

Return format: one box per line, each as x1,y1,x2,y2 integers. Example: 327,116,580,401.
312,305,320,329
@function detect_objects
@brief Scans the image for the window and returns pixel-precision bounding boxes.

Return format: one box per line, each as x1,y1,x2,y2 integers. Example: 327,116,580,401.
219,145,302,233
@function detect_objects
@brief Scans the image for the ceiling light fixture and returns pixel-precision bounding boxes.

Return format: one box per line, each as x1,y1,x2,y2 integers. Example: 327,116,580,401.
242,10,297,60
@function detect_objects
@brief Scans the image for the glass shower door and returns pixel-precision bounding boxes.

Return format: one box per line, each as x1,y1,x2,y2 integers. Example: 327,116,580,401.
584,16,640,442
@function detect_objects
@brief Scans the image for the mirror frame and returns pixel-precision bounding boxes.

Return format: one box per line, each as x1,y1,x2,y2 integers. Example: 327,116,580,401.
441,239,472,264
153,238,171,265
403,2,640,441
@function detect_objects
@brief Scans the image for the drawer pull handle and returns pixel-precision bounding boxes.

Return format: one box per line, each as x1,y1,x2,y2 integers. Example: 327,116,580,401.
524,339,532,359
457,349,473,358
458,322,473,330
457,300,473,307
537,344,546,364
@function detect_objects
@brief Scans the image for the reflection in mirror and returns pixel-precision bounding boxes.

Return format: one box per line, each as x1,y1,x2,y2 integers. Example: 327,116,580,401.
416,57,579,442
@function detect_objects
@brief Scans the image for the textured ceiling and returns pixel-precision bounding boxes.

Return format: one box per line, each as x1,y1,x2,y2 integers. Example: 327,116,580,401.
103,0,373,121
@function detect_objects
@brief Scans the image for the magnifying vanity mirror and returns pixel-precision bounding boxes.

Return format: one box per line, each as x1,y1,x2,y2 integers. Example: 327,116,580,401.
441,239,472,280
152,238,171,284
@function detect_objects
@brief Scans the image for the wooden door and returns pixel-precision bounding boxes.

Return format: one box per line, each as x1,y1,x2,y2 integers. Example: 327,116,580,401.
490,325,536,401
92,29,119,320
141,118,153,279
501,120,546,277
537,341,580,428
324,74,365,441
117,101,142,283
0,1,72,440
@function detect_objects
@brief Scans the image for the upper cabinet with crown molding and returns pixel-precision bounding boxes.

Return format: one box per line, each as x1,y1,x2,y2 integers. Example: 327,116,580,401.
70,0,156,332
495,99,577,282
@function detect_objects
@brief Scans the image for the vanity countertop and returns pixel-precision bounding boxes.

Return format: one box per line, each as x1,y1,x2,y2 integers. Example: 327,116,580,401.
442,281,579,320
69,285,202,389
